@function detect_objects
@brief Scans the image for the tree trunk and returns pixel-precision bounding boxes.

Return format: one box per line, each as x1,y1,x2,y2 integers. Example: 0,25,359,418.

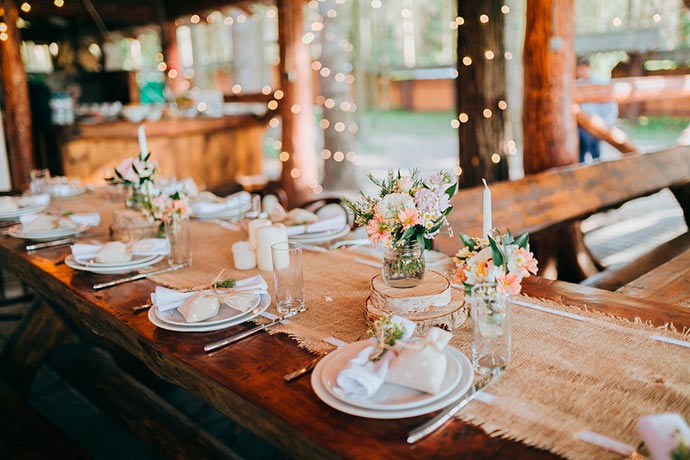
457,1,508,188
523,0,577,174
319,0,358,191
278,0,318,207
0,0,35,191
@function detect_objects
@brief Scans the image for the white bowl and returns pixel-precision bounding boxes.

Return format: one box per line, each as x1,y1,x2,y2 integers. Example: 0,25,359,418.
121,105,149,123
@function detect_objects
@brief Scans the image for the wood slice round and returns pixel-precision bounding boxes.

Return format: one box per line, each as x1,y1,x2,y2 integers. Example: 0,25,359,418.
370,271,451,314
365,287,468,335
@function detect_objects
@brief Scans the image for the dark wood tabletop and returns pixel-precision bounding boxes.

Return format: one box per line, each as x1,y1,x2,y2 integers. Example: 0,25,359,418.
2,211,689,460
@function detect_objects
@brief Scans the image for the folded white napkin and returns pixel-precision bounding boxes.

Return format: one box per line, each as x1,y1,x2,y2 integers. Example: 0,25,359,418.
71,238,169,260
335,316,416,399
191,191,251,215
285,214,347,236
17,193,50,207
20,213,100,228
152,274,268,312
637,413,690,460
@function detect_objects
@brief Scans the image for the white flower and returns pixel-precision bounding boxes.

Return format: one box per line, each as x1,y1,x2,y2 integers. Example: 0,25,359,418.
397,176,414,192
375,193,415,220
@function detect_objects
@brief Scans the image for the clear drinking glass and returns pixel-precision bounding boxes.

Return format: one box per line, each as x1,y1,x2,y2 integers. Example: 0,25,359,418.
271,241,306,314
30,168,51,194
471,283,511,375
165,218,192,267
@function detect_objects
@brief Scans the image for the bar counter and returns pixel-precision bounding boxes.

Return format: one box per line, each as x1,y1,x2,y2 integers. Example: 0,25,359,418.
58,114,268,190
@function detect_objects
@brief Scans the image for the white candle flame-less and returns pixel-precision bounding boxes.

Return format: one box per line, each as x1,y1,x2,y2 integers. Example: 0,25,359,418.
138,124,148,155
231,241,256,270
247,218,271,249
482,178,492,238
256,224,288,271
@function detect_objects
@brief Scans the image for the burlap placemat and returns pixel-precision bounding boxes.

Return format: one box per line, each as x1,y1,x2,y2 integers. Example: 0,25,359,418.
63,195,689,460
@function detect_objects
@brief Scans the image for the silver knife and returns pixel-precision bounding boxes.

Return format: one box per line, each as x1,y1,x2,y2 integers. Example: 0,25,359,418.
26,238,75,251
407,371,499,444
92,263,187,290
204,311,298,352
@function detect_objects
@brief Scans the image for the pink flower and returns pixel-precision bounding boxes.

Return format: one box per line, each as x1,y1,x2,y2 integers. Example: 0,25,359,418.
520,248,539,275
115,157,137,182
366,215,390,246
397,207,420,230
496,272,521,295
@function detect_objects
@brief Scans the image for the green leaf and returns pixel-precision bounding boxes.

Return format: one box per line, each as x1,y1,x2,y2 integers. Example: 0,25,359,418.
459,232,476,251
442,205,453,217
143,152,151,161
445,182,457,198
417,233,426,252
515,232,530,249
504,229,514,245
215,278,236,288
489,236,504,267
424,236,432,250
401,226,417,241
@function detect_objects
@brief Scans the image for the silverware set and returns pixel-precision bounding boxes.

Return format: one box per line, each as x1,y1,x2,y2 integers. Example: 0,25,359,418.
203,310,298,352
92,263,188,290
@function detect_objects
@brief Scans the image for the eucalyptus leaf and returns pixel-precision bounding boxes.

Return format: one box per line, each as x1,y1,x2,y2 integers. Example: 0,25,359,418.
459,232,476,251
445,182,457,198
515,232,530,249
489,236,504,267
504,229,514,245
401,226,417,241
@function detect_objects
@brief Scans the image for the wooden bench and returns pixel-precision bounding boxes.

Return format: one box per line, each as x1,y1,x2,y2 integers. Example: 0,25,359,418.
434,146,690,288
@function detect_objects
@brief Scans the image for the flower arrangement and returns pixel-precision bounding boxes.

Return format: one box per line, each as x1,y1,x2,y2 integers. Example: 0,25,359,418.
454,230,538,296
105,152,158,196
346,169,456,249
144,191,189,223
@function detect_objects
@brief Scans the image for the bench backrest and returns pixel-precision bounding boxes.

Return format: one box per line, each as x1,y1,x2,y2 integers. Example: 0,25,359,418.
434,146,690,255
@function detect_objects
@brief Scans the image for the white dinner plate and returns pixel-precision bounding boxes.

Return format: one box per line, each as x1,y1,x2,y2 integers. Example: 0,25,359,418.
190,203,251,220
321,340,463,411
48,185,86,198
148,293,270,332
311,346,473,419
73,253,160,268
8,223,89,241
65,254,165,274
156,292,262,327
288,225,350,244
0,203,49,221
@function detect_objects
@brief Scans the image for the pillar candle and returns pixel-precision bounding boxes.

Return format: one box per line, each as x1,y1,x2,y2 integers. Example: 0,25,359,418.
482,178,492,238
248,218,271,249
256,224,288,271
138,124,148,155
231,241,256,270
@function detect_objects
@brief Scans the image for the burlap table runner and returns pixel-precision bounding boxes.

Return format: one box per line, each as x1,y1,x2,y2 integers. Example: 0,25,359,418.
56,193,690,460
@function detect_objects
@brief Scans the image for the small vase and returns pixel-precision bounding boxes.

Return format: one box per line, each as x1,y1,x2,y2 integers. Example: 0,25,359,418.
164,217,192,267
470,283,511,375
125,187,146,210
381,240,425,288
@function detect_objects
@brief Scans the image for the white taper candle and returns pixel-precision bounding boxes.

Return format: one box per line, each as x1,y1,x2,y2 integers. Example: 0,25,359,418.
482,178,492,238
138,124,148,155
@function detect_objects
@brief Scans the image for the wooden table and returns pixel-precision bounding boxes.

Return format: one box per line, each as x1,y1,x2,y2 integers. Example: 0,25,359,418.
2,196,690,460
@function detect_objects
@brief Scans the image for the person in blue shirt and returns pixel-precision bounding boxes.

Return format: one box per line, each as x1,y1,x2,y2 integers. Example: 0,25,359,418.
576,57,618,162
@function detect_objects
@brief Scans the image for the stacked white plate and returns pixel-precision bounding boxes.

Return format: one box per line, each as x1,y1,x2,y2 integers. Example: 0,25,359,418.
0,202,49,221
47,183,86,198
8,223,89,242
65,254,165,274
288,225,350,244
189,202,251,220
148,293,271,332
311,340,473,419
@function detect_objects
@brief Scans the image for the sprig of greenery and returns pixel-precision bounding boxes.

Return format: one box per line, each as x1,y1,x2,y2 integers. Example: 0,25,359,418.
215,278,236,289
367,313,407,361
672,437,690,460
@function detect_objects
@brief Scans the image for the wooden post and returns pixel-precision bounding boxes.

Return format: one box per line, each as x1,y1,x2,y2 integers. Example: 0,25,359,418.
456,1,508,188
278,0,318,207
522,0,577,174
0,0,35,191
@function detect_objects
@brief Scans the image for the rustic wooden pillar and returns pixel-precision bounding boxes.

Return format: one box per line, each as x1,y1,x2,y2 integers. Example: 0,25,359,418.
278,0,318,207
457,1,508,188
522,0,577,174
0,0,35,191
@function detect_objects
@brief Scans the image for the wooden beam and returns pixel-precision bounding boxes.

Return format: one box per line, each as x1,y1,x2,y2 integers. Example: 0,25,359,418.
575,107,638,154
522,0,578,173
278,0,318,207
574,75,690,104
1,0,35,191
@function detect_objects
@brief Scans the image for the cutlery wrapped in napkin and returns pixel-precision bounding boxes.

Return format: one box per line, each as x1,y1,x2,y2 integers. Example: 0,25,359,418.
637,413,690,460
151,274,268,322
335,315,416,399
285,214,347,236
191,191,251,215
385,327,452,395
